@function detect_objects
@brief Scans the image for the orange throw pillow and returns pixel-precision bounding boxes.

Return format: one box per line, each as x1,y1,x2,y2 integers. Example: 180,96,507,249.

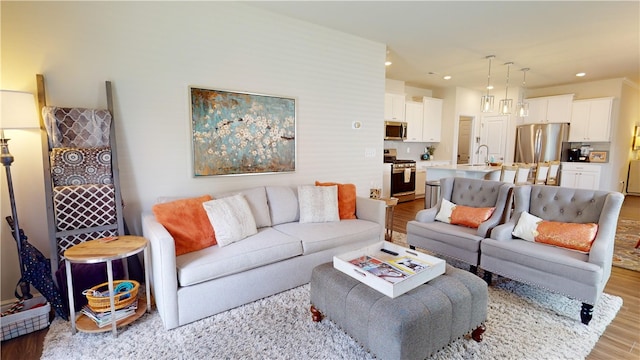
152,195,217,256
450,205,495,228
315,181,357,219
534,221,598,253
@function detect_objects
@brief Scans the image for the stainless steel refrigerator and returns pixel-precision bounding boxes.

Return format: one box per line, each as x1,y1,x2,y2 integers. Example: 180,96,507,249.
514,123,569,163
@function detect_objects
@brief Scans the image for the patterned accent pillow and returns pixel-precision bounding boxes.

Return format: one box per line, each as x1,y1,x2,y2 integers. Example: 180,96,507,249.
202,194,257,247
435,198,495,228
315,181,357,219
512,211,598,252
50,147,112,186
298,185,340,223
535,221,598,253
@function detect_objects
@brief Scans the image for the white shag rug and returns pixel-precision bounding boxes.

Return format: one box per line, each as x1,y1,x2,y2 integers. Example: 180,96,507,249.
42,279,621,360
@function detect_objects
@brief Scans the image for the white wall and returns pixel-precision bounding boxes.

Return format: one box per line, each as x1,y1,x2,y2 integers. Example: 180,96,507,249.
0,2,386,301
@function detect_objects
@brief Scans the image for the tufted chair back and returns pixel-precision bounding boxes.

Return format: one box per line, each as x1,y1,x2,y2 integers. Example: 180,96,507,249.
441,177,506,208
438,177,514,237
512,185,611,224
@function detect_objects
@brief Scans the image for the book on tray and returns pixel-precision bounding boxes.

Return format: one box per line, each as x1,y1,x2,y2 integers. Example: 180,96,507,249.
349,255,432,284
80,299,138,328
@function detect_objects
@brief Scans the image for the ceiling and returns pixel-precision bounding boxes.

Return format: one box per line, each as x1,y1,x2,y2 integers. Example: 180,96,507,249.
249,1,640,92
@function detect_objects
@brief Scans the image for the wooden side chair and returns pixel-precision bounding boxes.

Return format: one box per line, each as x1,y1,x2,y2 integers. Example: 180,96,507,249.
546,161,561,186
500,165,518,184
535,162,550,184
514,164,533,185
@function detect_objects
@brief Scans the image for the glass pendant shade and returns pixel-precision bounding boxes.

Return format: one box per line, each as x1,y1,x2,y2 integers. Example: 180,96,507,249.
517,101,529,117
499,62,513,115
517,68,530,117
481,55,495,112
499,98,513,115
481,95,494,112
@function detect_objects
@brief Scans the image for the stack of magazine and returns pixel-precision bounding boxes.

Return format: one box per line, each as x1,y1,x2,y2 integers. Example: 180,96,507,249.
80,300,138,328
349,255,431,284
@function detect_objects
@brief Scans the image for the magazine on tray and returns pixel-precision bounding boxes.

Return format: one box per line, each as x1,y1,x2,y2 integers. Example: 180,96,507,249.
349,255,431,283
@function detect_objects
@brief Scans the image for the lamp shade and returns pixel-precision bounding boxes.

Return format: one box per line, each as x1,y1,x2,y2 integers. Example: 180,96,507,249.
0,90,39,130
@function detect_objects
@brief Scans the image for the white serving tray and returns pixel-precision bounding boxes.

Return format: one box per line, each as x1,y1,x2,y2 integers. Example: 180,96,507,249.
333,241,446,298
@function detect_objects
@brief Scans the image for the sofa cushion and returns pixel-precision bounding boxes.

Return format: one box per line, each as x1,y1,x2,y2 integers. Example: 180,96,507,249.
406,220,482,253
214,187,271,228
202,194,257,247
175,228,303,286
480,238,597,285
266,186,299,225
273,219,380,255
152,195,216,256
298,185,340,223
315,181,357,219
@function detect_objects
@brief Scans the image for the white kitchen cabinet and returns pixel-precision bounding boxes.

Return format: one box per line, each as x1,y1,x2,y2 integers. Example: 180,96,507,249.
415,169,426,198
384,93,405,121
404,101,424,142
568,97,613,142
524,94,574,124
422,97,442,142
560,162,601,190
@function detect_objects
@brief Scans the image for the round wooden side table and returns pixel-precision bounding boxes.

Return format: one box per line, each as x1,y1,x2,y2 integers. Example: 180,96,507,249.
63,235,151,336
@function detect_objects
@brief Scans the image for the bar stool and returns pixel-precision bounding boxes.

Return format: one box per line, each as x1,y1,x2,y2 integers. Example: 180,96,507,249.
425,180,441,208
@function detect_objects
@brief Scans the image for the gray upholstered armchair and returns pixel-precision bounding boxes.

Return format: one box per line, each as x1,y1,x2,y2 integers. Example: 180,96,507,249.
406,177,514,275
480,185,624,325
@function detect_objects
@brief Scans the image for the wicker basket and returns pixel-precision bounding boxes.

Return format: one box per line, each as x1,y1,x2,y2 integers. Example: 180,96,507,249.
85,280,139,313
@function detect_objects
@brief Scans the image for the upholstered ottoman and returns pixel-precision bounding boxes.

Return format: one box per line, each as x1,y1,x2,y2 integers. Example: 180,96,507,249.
310,262,487,360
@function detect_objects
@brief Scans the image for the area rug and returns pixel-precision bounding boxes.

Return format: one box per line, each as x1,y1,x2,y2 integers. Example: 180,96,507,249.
612,218,640,272
42,279,622,359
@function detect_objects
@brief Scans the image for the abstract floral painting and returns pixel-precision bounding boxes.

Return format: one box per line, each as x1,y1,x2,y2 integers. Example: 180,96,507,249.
190,87,296,176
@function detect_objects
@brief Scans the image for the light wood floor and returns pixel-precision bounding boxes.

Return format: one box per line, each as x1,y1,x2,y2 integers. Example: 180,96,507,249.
2,197,639,360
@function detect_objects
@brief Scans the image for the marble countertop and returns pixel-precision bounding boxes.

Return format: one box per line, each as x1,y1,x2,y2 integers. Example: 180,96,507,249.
424,164,503,173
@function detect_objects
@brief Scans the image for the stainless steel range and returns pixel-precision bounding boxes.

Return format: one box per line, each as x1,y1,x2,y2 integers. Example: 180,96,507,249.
384,149,416,203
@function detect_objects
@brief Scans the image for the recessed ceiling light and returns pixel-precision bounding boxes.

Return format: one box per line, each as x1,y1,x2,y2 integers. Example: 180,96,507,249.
385,61,392,66
443,75,452,80
576,72,586,77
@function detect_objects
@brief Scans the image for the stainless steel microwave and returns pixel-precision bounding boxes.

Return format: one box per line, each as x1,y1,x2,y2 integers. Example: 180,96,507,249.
384,121,407,141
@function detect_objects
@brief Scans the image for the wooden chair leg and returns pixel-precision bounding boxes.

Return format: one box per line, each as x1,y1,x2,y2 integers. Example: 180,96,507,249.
581,303,594,325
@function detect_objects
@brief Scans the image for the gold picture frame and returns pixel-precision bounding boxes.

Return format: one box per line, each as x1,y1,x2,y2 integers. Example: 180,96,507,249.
588,151,608,163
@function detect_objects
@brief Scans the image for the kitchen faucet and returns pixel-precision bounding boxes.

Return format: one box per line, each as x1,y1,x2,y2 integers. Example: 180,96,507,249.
476,144,490,165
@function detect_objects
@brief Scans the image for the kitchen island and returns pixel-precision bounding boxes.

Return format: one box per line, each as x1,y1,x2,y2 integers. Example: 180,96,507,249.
424,164,502,181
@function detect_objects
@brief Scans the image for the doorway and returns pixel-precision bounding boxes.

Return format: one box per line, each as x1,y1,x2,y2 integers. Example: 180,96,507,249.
457,116,473,164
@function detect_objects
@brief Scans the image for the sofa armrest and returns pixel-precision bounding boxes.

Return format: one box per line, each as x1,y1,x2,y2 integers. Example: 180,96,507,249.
141,212,180,329
356,197,386,241
489,218,518,241
588,192,624,269
415,207,437,223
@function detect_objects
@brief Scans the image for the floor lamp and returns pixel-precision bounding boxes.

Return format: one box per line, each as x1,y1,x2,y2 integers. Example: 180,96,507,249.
0,90,40,300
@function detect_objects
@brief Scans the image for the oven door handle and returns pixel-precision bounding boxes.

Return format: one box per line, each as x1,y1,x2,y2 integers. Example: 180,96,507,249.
392,168,416,174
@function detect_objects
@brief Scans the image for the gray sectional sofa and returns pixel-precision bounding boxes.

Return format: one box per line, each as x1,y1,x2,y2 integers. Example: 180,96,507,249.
141,185,385,329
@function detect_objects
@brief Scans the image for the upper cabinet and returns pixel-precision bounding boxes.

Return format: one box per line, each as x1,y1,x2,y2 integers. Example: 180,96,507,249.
404,100,423,142
404,97,442,143
568,97,614,142
422,97,442,142
384,93,405,121
524,94,574,124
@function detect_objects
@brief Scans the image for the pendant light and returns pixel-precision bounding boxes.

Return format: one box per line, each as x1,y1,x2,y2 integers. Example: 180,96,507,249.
480,55,495,112
516,68,530,117
499,62,513,115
